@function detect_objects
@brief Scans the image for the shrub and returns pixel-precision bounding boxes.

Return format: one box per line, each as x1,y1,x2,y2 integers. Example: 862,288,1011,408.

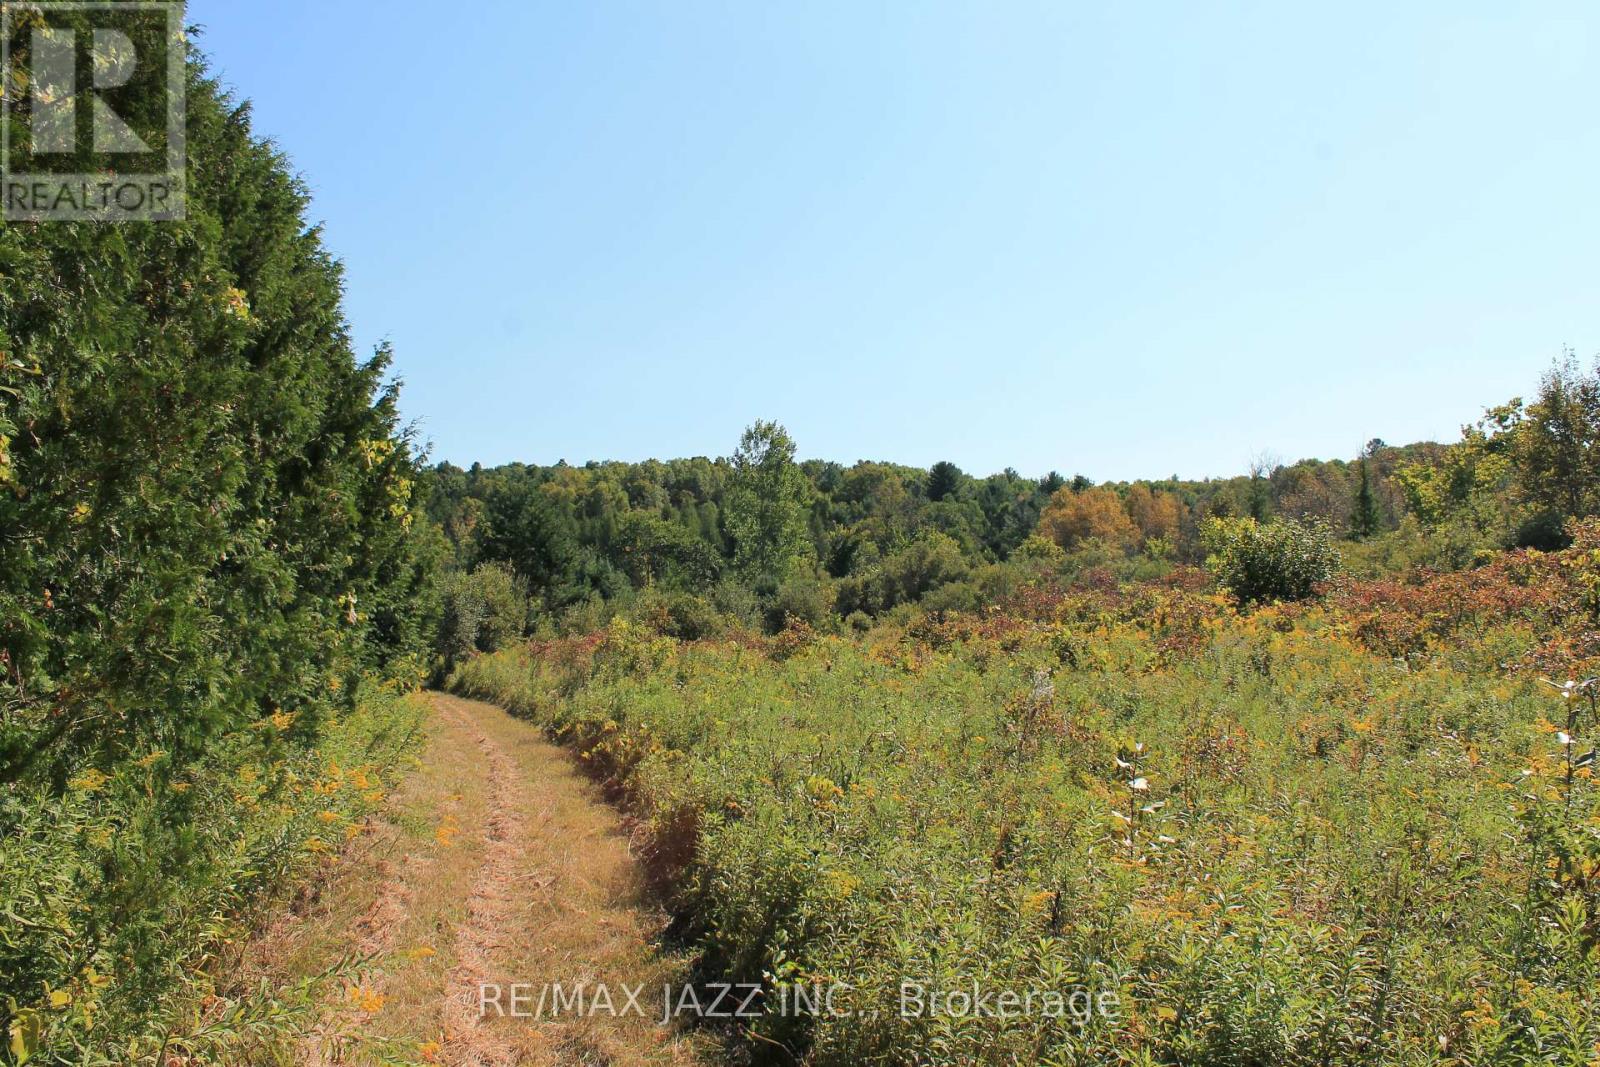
711,577,762,628
882,530,970,603
1202,517,1341,605
474,561,529,650
439,562,528,662
1512,508,1572,551
1,686,425,1065
836,531,970,616
1013,533,1067,567
763,574,836,634
920,579,981,615
636,588,724,641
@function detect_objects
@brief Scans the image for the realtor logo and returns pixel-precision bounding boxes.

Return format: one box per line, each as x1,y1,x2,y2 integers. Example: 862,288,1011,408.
1,1,185,221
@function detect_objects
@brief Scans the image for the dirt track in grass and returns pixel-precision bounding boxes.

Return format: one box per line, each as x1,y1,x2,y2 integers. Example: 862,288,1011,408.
242,692,713,1067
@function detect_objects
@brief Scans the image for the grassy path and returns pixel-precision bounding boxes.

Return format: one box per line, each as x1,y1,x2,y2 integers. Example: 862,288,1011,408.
239,693,712,1067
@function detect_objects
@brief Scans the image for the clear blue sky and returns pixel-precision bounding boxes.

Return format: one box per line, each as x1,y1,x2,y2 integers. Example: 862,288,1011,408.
186,1,1596,481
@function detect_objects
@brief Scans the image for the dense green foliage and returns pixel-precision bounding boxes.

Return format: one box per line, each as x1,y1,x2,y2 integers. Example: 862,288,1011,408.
1385,357,1600,557
0,14,438,1062
1201,516,1342,605
438,562,527,663
726,420,813,586
423,438,1405,643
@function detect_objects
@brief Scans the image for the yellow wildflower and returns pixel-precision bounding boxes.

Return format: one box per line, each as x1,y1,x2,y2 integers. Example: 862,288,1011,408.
68,768,111,793
346,983,385,1013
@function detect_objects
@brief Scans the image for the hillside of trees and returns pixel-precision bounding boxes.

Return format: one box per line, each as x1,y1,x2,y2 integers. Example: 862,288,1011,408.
425,355,1598,656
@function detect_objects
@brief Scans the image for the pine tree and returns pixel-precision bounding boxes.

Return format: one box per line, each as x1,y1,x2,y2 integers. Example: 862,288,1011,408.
1247,455,1275,522
1350,456,1381,540
928,461,963,502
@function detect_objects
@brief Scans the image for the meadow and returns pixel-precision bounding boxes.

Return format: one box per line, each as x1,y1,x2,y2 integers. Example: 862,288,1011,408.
453,538,1600,1066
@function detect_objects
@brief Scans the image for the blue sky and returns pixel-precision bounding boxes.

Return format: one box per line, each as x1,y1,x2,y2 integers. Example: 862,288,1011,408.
186,1,1596,480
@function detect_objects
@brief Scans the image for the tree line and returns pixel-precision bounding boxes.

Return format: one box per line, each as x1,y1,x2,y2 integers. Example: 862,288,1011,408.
426,355,1600,651
423,423,1413,648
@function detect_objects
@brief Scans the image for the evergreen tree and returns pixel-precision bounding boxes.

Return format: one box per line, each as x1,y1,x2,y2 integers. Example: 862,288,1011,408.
1247,455,1275,521
0,45,435,778
1350,455,1381,539
928,460,963,502
0,19,439,1050
478,486,585,608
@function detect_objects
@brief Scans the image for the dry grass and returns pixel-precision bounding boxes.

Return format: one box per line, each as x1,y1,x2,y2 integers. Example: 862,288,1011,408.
232,693,714,1067
433,693,712,1067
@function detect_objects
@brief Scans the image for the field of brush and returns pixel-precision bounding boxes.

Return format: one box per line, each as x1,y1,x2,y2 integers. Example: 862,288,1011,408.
453,543,1600,1067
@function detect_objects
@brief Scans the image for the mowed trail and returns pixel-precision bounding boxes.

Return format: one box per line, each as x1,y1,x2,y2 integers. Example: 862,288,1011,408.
242,693,712,1067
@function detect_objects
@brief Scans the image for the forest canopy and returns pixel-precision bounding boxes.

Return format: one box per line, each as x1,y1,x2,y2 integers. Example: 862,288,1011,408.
422,352,1600,654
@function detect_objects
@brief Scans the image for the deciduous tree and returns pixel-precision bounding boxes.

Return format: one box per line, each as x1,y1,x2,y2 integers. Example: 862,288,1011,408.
1038,486,1139,551
726,421,813,584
